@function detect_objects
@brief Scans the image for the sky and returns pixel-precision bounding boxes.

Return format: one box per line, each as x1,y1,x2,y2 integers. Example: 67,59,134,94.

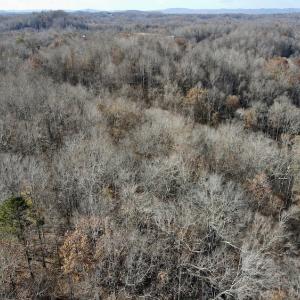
1,0,300,11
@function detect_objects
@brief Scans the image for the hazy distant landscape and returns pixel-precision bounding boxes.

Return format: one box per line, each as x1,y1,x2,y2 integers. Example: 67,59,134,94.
2,7,300,15
0,7,300,300
163,8,300,14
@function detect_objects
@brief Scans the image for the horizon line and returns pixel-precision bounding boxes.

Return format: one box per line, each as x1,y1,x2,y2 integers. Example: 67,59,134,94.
2,7,300,12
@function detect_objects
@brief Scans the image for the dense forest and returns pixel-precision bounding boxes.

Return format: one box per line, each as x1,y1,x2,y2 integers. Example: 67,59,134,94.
0,10,300,300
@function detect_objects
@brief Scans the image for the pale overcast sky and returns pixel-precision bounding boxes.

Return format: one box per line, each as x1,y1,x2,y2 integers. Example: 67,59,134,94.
1,0,300,11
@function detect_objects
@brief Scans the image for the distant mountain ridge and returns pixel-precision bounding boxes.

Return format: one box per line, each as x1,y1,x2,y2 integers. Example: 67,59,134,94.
161,8,300,14
1,8,300,15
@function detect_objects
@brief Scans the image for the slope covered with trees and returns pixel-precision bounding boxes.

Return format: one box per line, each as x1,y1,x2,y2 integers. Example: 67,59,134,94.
0,11,300,300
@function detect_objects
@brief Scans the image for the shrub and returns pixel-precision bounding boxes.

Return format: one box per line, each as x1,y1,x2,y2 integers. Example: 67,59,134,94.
97,98,143,142
226,95,240,111
247,173,285,216
110,46,125,66
183,87,213,123
268,96,300,138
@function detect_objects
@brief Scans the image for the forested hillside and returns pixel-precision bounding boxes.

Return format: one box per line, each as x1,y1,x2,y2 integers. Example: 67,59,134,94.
0,11,300,300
